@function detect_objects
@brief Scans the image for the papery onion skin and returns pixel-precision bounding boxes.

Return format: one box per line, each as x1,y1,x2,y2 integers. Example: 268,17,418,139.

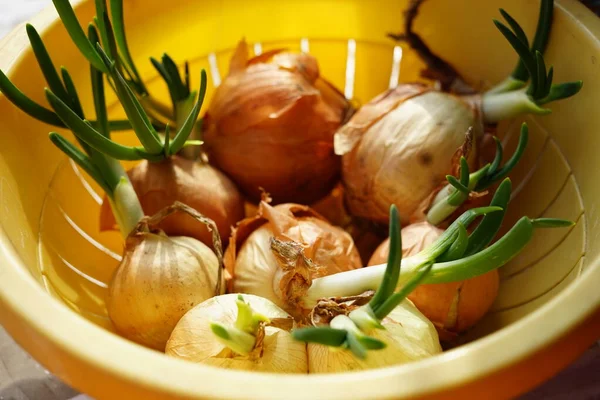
203,40,351,204
166,294,307,373
226,202,362,314
308,299,441,373
100,155,245,246
368,222,499,340
336,86,481,224
107,233,224,351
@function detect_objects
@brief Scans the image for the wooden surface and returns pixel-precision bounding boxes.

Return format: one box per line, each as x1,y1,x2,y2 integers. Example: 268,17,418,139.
0,1,598,399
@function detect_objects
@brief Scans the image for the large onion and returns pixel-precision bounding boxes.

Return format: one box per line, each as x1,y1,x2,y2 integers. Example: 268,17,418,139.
307,299,441,373
335,85,481,225
225,201,362,315
107,203,225,351
203,40,352,204
368,221,499,340
166,294,307,373
100,155,245,246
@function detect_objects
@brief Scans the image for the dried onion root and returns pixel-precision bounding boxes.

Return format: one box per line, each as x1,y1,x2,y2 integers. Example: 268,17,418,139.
336,0,581,225
166,294,307,373
203,39,353,204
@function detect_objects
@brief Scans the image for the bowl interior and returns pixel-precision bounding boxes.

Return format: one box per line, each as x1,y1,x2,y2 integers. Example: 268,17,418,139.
0,0,596,387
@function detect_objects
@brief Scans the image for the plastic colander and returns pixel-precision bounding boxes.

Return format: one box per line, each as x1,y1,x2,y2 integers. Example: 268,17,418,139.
0,0,599,399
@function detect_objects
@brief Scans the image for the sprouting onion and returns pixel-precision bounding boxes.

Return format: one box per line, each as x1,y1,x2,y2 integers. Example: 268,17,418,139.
336,0,581,225
4,11,227,350
369,178,513,340
225,200,362,317
0,0,245,245
268,179,573,313
166,294,307,373
292,206,441,372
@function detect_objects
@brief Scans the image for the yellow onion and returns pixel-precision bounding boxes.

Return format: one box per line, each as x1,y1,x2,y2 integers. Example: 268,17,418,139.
166,294,307,373
368,221,499,340
335,85,482,225
307,299,441,373
225,201,362,315
203,39,352,204
100,155,244,247
107,203,225,351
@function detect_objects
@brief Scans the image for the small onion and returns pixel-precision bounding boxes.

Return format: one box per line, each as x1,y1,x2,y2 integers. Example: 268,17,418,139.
100,155,245,246
107,203,225,351
225,201,362,315
203,39,352,204
308,299,441,373
368,221,499,340
166,294,307,373
335,85,481,225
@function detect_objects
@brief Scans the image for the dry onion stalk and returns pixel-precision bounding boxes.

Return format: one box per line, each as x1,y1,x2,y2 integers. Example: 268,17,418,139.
225,200,362,316
203,39,353,204
336,0,581,225
166,294,306,373
1,13,227,350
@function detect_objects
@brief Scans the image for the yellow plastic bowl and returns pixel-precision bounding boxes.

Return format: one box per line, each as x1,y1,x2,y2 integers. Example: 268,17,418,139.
0,0,599,398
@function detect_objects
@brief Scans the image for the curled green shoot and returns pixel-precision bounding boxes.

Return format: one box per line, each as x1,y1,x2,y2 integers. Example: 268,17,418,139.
210,295,270,357
427,123,528,225
482,8,582,123
488,0,554,94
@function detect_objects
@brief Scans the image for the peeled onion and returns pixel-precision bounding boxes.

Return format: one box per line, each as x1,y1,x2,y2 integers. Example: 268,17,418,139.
203,39,352,204
100,155,245,246
308,299,441,373
225,201,362,315
335,85,481,225
166,294,307,373
107,204,225,351
368,221,499,340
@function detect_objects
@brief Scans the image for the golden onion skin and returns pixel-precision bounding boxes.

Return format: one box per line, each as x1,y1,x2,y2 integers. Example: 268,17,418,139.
308,300,441,373
225,202,362,314
368,222,499,340
166,294,307,373
336,86,480,224
100,156,245,247
203,40,351,204
107,233,223,351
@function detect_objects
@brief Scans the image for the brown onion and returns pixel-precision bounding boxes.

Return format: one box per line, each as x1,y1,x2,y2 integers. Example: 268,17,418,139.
107,203,225,351
203,39,352,204
335,85,481,225
225,201,362,315
100,155,244,246
368,221,499,340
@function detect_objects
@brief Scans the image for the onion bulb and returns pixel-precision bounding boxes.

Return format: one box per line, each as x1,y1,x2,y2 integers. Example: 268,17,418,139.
100,155,244,246
335,85,481,225
225,201,362,315
107,203,225,351
203,39,352,204
307,300,441,373
166,294,307,373
368,221,499,340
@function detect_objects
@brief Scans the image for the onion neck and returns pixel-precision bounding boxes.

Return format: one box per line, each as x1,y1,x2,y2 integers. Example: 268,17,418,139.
482,89,550,123
109,175,144,238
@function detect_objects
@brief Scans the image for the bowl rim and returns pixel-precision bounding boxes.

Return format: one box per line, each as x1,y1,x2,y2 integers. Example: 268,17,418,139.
0,0,599,399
